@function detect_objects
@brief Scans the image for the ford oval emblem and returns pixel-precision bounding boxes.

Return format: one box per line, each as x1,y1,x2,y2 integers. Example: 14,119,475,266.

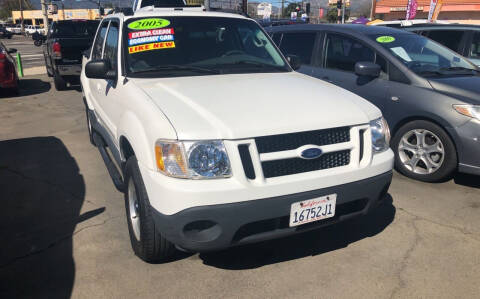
300,148,323,160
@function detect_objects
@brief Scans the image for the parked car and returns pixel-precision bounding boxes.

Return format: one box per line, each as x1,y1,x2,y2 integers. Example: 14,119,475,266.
0,42,19,94
267,24,480,182
44,19,100,90
81,8,394,262
24,25,42,36
6,25,22,35
0,26,13,39
404,24,480,66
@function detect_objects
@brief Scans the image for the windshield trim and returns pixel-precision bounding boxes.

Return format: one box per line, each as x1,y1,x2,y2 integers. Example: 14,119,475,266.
122,16,292,78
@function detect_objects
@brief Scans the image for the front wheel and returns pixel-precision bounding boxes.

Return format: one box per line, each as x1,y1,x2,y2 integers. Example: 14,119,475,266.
124,156,176,262
392,120,457,182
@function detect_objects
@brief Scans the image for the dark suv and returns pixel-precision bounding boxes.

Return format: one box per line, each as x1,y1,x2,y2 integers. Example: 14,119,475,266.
404,24,480,66
267,24,480,182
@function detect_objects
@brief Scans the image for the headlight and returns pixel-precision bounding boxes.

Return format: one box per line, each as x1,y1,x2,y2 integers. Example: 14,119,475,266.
453,105,480,121
155,140,231,179
370,117,390,153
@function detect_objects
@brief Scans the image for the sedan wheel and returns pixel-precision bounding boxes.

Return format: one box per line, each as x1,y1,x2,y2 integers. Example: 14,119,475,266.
392,120,457,182
398,129,444,175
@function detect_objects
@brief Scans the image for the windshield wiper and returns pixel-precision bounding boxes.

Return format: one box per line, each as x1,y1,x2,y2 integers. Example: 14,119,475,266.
131,65,220,75
439,66,479,74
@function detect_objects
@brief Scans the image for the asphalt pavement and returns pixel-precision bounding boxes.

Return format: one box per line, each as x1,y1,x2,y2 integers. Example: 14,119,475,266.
2,35,45,70
0,75,479,298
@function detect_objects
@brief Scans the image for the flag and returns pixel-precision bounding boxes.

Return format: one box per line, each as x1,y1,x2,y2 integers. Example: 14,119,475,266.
428,0,438,22
432,0,443,21
406,0,418,20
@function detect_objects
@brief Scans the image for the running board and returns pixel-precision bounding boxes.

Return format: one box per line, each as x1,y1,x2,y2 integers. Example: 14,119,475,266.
93,132,125,192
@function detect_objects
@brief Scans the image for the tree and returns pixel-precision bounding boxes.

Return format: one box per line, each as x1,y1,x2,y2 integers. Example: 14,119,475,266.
283,2,300,18
325,7,350,23
0,0,34,21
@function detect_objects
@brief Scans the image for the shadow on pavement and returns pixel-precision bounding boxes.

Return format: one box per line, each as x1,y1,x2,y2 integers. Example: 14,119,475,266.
200,195,395,270
453,172,480,189
0,78,51,98
0,137,103,298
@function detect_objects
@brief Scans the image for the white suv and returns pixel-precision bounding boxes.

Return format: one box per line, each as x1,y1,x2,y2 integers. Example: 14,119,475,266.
81,7,394,262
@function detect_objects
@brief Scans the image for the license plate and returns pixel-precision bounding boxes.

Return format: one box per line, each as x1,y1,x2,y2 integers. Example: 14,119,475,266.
289,194,337,227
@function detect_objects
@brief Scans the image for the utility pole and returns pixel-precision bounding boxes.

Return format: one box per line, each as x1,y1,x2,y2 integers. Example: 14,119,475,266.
19,0,24,33
281,0,284,18
40,0,49,31
342,1,345,23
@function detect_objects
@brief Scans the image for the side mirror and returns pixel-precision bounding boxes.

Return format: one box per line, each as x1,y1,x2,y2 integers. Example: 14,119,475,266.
85,59,116,80
355,61,381,77
286,54,302,71
7,48,17,54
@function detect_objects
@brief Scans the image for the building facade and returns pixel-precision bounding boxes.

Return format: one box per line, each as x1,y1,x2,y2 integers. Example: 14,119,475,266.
375,0,480,24
11,9,111,26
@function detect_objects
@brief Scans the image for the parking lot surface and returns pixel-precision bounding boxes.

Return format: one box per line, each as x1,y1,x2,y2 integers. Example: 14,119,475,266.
2,35,45,70
0,75,479,298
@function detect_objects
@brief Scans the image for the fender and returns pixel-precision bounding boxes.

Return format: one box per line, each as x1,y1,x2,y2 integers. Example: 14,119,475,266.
117,111,155,169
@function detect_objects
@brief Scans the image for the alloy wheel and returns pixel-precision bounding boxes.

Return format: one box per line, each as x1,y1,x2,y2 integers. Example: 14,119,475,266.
128,179,141,241
398,129,445,175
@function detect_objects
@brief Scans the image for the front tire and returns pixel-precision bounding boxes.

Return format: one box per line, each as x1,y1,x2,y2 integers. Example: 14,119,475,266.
392,120,457,182
124,156,176,262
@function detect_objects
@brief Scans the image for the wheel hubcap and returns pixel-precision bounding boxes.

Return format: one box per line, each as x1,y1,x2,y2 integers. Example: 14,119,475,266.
398,129,445,175
128,179,141,241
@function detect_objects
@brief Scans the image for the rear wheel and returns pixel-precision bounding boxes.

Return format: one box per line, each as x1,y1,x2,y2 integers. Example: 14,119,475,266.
53,74,67,91
124,156,176,262
392,120,457,182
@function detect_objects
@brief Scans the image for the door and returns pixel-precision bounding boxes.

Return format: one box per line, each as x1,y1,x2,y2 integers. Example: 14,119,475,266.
95,20,121,139
276,31,318,76
87,20,110,132
311,33,389,112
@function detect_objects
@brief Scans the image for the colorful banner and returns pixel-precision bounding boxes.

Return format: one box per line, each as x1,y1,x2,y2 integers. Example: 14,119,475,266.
432,0,443,21
405,0,418,20
428,0,437,22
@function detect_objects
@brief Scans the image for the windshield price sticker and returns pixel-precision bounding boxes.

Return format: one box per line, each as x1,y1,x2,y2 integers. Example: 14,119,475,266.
128,41,175,54
129,34,174,46
128,18,171,30
128,28,174,39
376,36,395,43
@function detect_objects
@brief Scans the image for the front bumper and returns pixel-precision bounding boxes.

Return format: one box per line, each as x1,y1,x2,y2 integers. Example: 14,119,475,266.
454,119,480,175
151,171,393,252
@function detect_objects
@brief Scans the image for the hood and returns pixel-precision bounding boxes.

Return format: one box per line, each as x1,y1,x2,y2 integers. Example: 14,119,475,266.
429,76,480,105
132,72,381,140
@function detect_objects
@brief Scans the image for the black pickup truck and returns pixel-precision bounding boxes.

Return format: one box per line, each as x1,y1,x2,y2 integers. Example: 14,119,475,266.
43,20,99,90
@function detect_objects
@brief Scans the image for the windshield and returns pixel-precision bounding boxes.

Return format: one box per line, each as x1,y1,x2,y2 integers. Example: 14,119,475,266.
369,33,478,76
124,16,289,77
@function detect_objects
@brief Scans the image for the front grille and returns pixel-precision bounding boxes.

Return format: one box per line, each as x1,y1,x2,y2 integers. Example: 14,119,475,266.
262,150,350,178
255,126,350,154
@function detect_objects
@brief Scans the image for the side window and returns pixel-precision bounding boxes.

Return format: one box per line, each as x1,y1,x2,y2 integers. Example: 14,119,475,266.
91,21,109,60
426,30,464,52
271,33,281,45
469,31,480,59
278,32,316,65
325,34,374,72
103,22,119,71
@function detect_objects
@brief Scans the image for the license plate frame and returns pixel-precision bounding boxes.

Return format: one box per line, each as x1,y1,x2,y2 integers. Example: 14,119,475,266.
289,194,337,227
